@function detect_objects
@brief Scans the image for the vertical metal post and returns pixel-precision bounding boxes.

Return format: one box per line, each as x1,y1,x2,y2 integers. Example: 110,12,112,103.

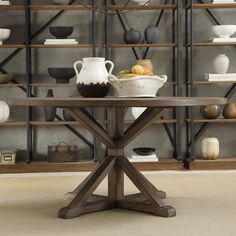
25,0,32,163
104,0,109,59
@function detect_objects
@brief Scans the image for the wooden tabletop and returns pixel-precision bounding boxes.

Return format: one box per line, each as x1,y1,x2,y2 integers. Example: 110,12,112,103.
8,97,227,107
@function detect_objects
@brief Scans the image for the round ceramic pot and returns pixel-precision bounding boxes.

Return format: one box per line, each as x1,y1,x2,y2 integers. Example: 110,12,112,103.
136,59,153,71
0,101,10,122
145,25,159,44
201,137,219,160
223,103,236,119
123,28,141,44
200,105,221,119
213,54,229,74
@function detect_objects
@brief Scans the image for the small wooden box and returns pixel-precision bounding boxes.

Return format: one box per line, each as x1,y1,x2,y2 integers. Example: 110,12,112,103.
0,150,16,165
47,143,78,163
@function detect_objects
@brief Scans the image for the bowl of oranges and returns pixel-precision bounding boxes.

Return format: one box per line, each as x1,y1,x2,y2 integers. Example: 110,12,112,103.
110,64,167,97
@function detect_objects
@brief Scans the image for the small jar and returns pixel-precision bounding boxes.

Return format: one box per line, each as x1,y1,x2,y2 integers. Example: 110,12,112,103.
201,137,219,160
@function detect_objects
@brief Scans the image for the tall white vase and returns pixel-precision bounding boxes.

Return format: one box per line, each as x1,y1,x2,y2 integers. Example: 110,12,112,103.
213,54,229,74
201,137,219,160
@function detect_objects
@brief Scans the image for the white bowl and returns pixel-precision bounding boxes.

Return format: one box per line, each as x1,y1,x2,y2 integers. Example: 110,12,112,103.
212,25,236,38
112,75,167,97
0,29,11,45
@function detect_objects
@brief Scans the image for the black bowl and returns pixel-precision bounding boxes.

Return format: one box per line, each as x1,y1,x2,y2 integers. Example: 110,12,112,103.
49,26,73,39
133,147,156,156
48,68,75,83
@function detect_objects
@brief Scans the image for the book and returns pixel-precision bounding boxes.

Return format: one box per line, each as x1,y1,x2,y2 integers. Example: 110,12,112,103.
205,73,236,82
212,38,236,43
127,153,159,162
44,39,78,45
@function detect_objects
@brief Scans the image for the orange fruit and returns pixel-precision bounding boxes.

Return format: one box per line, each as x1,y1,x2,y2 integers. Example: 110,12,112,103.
131,65,145,75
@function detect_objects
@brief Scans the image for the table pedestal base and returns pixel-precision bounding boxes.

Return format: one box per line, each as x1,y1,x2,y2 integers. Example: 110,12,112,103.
58,156,176,219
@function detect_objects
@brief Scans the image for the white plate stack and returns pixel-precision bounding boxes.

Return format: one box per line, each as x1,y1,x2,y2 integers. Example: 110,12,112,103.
0,0,10,5
212,0,235,3
128,152,159,163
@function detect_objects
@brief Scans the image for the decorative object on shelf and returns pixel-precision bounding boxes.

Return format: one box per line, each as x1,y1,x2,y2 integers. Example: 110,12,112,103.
123,28,141,44
136,59,153,72
0,28,11,45
131,107,146,119
128,147,158,162
0,150,17,165
47,143,78,162
212,25,236,39
112,75,167,97
213,54,229,74
200,104,221,119
0,101,10,122
44,39,78,45
132,0,150,5
0,74,12,84
205,73,236,82
63,109,76,121
43,89,57,121
48,68,75,83
145,25,159,44
49,26,73,39
0,0,10,6
223,103,236,119
201,137,219,160
74,57,115,97
133,147,156,156
54,0,70,4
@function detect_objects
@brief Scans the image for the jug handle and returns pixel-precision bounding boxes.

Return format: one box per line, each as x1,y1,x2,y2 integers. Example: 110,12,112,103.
73,61,83,75
105,60,114,74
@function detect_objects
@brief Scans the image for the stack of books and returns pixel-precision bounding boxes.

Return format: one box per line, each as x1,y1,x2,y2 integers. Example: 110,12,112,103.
44,39,78,45
0,0,10,5
212,0,235,4
128,153,159,162
205,73,236,82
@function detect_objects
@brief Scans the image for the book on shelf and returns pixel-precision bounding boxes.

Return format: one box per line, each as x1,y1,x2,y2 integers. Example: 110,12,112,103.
44,39,78,45
127,153,159,162
205,73,236,82
0,1,10,5
212,38,236,43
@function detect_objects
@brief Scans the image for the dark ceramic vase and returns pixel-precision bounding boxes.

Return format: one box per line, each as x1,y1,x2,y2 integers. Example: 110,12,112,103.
200,105,221,119
48,68,75,84
44,89,57,121
145,25,159,44
124,28,141,44
49,26,73,39
63,109,75,121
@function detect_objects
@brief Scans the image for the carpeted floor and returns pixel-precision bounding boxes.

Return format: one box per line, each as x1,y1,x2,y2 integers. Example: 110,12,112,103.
0,171,236,236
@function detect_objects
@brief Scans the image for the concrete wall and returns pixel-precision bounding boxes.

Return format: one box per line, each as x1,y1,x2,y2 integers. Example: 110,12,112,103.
0,0,236,161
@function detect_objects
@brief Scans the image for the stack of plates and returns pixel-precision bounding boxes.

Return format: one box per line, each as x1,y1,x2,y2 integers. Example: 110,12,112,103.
205,73,236,82
212,38,236,43
0,0,10,5
212,0,235,3
44,39,78,45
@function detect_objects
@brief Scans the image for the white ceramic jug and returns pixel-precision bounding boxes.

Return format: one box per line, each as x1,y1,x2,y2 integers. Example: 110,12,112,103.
74,57,114,85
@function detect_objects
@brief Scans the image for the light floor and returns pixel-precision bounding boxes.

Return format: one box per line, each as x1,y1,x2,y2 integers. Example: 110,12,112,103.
0,170,236,236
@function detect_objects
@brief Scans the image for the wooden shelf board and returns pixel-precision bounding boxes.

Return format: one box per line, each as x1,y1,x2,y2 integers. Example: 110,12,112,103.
0,45,25,48
189,158,236,170
109,4,176,10
106,43,176,48
30,121,81,126
30,44,92,48
30,83,75,87
0,158,183,174
125,119,177,124
192,3,236,9
192,81,236,85
29,5,90,10
186,119,236,123
0,121,27,126
0,83,26,87
0,5,25,10
190,42,236,47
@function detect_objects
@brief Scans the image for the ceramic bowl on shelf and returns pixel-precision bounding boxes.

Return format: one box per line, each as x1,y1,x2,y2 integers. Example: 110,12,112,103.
48,68,75,83
133,147,156,156
49,26,73,39
0,28,11,45
132,0,150,5
0,74,12,84
111,75,167,97
212,25,236,38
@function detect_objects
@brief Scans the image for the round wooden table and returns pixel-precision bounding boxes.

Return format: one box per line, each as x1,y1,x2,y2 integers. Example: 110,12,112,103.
9,97,227,219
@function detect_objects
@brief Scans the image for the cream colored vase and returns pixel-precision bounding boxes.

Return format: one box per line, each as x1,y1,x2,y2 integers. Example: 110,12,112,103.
201,137,219,160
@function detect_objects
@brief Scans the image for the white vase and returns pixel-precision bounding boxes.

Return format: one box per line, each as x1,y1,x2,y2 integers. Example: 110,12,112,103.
213,54,229,74
201,137,219,160
0,101,10,122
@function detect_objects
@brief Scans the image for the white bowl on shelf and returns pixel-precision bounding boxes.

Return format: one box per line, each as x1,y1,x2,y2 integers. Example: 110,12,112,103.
0,28,11,45
111,75,167,97
212,25,236,38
